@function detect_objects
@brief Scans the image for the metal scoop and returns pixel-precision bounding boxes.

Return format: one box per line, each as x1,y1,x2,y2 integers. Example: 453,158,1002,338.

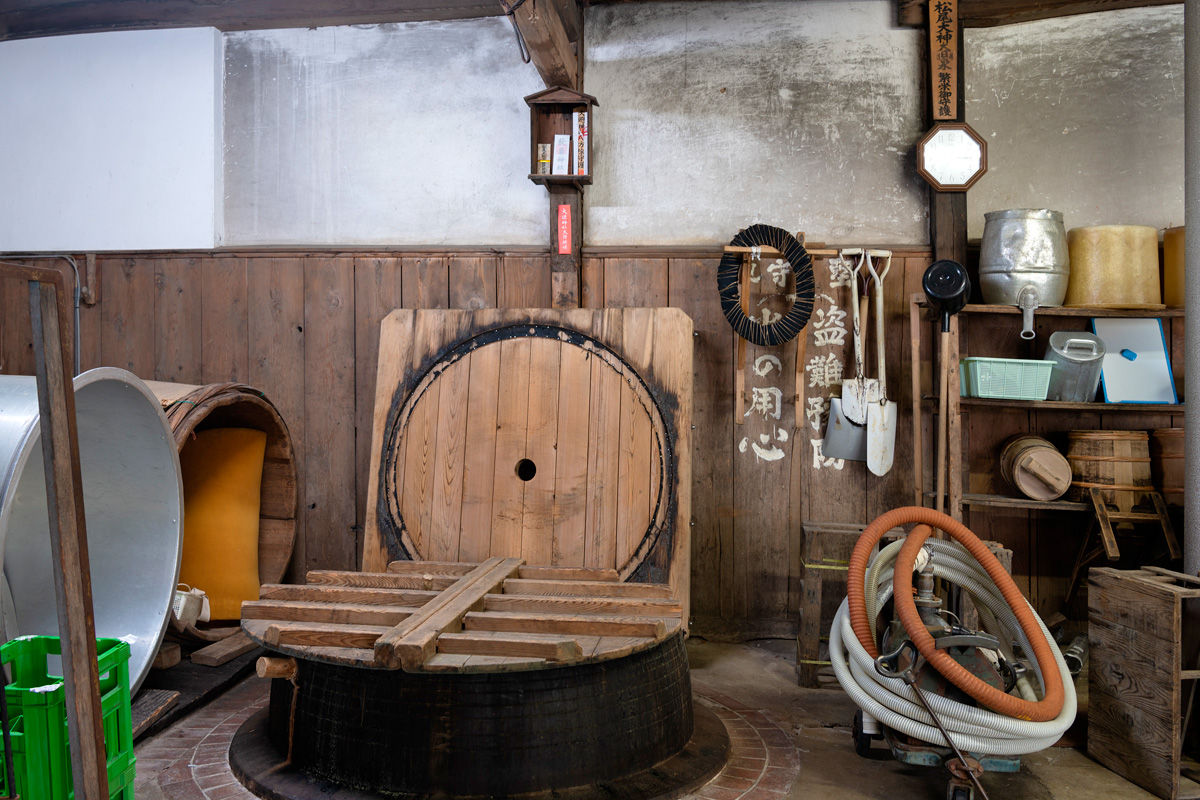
824,249,868,461
866,250,896,476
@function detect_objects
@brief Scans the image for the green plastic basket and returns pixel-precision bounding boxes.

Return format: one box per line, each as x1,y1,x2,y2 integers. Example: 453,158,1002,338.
0,636,135,800
960,357,1054,401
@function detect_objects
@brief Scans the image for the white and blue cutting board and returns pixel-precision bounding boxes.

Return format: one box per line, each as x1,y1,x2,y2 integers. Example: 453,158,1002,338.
1091,317,1178,404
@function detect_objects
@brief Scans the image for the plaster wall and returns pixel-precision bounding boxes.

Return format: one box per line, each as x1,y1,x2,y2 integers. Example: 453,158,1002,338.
583,0,928,246
965,5,1184,238
0,28,222,252
222,20,547,246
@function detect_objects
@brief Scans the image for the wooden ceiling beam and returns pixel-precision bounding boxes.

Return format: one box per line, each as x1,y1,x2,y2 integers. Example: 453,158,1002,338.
0,0,500,42
506,0,578,89
898,0,1181,28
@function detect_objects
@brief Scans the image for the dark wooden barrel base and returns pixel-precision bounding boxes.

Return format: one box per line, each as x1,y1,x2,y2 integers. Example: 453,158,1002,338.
230,699,730,800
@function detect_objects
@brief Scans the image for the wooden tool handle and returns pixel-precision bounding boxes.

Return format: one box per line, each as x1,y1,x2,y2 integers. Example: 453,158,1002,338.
936,330,949,516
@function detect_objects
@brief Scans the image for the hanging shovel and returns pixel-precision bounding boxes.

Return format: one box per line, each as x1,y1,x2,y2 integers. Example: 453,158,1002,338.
866,249,897,476
824,249,868,462
837,250,873,425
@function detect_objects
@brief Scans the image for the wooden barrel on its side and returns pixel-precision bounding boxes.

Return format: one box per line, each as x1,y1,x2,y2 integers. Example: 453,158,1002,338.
1065,430,1153,512
144,381,298,585
1150,428,1184,507
999,435,1072,501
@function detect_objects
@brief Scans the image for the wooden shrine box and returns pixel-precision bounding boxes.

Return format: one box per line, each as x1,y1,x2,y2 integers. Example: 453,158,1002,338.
525,86,597,185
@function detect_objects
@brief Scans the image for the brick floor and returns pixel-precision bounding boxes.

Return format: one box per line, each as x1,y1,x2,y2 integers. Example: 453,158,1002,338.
136,674,799,800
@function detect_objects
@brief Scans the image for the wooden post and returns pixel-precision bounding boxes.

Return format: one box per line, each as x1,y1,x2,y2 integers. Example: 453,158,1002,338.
27,277,109,800
928,0,967,265
550,183,582,308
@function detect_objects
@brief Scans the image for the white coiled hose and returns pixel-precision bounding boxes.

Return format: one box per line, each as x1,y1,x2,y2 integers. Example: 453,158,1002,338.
830,538,1076,755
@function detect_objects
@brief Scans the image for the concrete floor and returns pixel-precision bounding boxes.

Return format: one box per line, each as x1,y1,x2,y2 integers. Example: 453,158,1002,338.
687,638,1156,800
133,638,1161,800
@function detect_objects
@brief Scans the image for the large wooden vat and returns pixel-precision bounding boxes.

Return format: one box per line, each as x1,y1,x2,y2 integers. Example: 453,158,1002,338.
1150,428,1184,507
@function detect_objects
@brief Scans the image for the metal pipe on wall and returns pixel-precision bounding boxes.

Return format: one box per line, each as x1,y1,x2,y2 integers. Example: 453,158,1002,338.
1185,0,1199,576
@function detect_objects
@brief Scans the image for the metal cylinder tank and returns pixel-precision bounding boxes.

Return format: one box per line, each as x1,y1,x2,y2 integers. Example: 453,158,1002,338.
0,367,183,692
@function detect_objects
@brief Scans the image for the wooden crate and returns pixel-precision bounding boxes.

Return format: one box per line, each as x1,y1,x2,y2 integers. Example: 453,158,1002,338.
1089,567,1200,800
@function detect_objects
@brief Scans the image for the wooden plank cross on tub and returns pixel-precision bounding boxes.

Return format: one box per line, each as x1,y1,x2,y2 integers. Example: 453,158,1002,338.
240,559,682,672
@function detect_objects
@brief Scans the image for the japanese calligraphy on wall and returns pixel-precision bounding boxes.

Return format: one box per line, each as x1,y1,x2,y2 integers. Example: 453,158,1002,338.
803,260,854,472
930,0,958,121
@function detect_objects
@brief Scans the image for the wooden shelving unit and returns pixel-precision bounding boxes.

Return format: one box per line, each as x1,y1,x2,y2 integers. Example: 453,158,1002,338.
910,295,1184,520
524,86,596,186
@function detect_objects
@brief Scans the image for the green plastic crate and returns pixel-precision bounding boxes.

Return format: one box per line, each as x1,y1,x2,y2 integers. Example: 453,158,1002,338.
960,357,1054,401
0,636,135,800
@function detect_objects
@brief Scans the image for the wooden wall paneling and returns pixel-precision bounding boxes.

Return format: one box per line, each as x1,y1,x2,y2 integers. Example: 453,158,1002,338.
100,257,155,379
303,257,357,572
552,311,594,567
248,257,307,582
354,257,404,563
603,258,667,308
490,337,533,556
498,256,552,308
581,257,604,309
867,257,930,519
521,337,562,565
0,260,34,376
735,275,798,623
448,257,498,310
76,259,102,373
200,257,249,383
1170,318,1185,427
153,257,203,384
402,257,449,309
667,258,733,625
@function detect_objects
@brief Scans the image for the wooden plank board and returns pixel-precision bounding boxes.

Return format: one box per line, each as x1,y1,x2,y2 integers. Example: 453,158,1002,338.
402,257,448,309
387,560,478,575
429,356,472,561
552,322,593,566
501,578,672,599
264,622,391,650
489,338,532,557
191,631,257,667
584,329,622,568
436,631,581,662
459,336,502,562
521,337,561,565
241,599,415,627
483,593,681,617
307,570,458,590
375,557,521,669
616,309,654,568
462,611,666,639
304,257,357,571
248,257,306,581
498,256,552,308
603,258,667,308
518,565,619,581
201,257,249,383
131,689,179,740
259,584,437,606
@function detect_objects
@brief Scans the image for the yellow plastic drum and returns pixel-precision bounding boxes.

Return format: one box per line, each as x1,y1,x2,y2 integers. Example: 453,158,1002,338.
1065,225,1161,307
1164,226,1184,308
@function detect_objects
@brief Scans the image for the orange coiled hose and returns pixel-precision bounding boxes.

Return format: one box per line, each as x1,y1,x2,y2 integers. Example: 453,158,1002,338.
846,507,1064,723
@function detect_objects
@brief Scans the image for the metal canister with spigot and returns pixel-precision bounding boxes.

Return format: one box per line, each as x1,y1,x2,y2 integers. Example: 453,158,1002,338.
979,209,1070,340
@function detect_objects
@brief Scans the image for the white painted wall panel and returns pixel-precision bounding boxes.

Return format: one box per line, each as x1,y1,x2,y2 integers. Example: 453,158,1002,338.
965,6,1184,238
0,28,222,252
584,0,928,246
222,21,547,246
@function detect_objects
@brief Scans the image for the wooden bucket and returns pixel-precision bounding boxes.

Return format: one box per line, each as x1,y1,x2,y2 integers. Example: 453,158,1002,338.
1065,430,1153,511
1150,428,1184,507
999,435,1071,501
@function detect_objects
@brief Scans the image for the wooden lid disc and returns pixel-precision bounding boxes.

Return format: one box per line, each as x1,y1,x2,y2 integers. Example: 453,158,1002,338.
1014,449,1071,500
